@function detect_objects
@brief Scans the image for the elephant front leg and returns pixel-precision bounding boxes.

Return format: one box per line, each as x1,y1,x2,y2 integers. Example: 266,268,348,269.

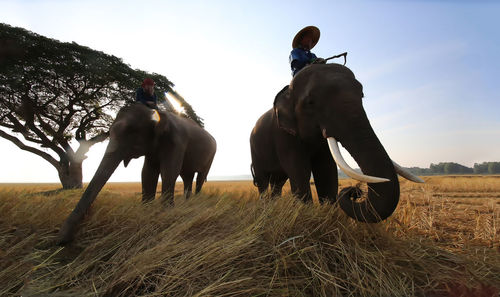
159,151,184,206
289,176,313,202
142,156,160,203
160,176,176,206
311,149,339,204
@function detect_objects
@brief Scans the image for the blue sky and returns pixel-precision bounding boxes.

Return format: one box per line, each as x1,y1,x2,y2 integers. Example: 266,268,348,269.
0,0,499,182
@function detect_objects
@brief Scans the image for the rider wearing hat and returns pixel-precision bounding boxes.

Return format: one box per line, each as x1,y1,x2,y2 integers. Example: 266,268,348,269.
136,78,158,109
289,26,325,76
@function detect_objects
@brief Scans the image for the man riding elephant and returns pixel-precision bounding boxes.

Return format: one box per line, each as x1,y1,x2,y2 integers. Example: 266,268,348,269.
136,78,175,112
136,78,158,109
289,26,325,77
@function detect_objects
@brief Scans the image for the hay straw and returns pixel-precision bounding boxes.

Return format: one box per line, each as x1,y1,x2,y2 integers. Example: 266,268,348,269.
0,177,498,296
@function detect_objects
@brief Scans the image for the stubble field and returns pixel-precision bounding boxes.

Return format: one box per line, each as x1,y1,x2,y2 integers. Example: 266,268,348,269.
0,176,499,296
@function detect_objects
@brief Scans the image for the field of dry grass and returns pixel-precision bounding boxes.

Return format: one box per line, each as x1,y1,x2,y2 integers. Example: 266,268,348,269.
0,176,498,296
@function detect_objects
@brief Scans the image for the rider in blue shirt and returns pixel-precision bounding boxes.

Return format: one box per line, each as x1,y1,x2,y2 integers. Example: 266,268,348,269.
136,78,177,112
136,78,158,109
289,26,325,76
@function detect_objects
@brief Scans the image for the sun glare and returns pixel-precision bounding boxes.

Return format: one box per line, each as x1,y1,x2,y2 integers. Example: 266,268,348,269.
165,92,186,114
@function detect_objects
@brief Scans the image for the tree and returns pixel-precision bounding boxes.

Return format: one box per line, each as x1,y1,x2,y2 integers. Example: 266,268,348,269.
473,162,489,174
0,23,203,188
430,162,473,175
404,166,431,176
488,162,500,174
473,162,500,174
443,162,473,174
429,163,445,174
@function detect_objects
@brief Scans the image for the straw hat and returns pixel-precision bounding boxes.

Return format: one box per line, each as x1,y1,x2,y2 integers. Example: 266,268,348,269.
292,26,320,49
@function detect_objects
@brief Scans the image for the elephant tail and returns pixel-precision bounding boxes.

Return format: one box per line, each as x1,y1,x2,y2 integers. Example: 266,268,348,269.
250,164,257,186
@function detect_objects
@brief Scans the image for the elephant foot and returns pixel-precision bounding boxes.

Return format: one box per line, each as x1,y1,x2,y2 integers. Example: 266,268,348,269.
321,196,338,204
160,196,174,207
141,193,156,203
56,213,82,245
56,233,74,246
162,201,174,208
142,198,155,204
296,192,313,204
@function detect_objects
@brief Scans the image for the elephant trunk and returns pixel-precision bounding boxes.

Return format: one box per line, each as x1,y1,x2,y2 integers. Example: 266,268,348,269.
334,128,400,223
57,151,122,245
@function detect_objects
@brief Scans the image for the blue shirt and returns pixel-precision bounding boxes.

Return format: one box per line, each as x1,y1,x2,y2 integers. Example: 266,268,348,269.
135,87,157,108
289,47,317,76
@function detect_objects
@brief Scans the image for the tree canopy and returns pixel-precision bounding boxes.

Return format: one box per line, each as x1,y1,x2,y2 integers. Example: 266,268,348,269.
0,23,203,188
401,162,500,176
473,162,500,174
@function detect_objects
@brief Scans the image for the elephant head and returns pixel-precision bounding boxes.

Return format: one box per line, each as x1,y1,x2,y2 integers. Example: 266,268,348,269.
57,103,162,245
274,63,422,222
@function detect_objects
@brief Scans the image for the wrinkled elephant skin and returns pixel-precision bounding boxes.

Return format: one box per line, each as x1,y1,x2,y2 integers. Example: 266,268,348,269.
57,104,216,245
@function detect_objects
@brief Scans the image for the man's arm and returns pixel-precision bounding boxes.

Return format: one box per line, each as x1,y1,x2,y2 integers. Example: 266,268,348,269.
290,48,308,73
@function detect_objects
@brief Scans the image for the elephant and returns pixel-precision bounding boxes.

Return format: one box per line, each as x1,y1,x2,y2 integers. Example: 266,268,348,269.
250,63,423,222
57,103,216,244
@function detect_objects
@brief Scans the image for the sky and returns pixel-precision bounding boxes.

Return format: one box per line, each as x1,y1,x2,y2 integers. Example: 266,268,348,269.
1,0,499,182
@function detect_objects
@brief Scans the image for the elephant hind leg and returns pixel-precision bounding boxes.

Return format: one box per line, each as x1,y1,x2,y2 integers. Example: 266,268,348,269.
181,172,195,199
252,168,271,198
194,156,215,195
195,171,209,194
142,157,160,203
269,174,287,197
257,181,269,198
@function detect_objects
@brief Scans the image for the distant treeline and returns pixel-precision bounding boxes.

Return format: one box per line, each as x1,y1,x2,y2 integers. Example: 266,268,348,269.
403,162,500,175
337,162,500,178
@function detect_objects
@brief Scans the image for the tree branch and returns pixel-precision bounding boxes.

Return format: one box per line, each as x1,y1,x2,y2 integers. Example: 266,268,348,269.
35,112,72,150
0,118,43,144
74,98,115,141
73,131,109,162
6,113,68,159
0,129,61,170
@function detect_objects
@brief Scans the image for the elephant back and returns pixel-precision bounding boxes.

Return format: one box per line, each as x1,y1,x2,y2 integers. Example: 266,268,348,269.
293,63,356,84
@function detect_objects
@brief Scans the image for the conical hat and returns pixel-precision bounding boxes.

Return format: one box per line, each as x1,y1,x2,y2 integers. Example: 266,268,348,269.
292,26,320,49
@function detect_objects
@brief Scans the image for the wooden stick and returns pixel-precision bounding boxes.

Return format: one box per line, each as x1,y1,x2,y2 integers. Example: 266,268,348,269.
324,52,348,65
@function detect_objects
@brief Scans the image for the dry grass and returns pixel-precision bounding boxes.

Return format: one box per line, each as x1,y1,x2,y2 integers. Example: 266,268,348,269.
0,176,499,296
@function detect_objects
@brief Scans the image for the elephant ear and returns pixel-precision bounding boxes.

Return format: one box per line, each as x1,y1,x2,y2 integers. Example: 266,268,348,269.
273,85,297,136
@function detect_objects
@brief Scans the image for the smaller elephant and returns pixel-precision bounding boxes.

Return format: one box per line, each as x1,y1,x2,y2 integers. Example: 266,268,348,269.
57,103,216,244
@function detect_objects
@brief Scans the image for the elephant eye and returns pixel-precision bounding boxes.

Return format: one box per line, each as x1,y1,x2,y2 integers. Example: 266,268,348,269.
301,95,316,111
305,97,314,106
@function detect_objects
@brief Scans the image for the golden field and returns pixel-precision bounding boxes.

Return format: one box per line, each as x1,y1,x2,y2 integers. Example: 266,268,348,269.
0,176,498,296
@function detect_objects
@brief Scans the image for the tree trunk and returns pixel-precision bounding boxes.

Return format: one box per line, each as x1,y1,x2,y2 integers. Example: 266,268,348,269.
59,160,83,189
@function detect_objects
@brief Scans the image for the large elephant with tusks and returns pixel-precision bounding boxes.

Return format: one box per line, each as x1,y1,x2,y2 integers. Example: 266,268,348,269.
57,103,216,244
250,63,423,222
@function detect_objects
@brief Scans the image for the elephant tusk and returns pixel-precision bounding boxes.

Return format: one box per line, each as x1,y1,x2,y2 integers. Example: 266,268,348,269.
392,161,425,183
326,137,391,183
